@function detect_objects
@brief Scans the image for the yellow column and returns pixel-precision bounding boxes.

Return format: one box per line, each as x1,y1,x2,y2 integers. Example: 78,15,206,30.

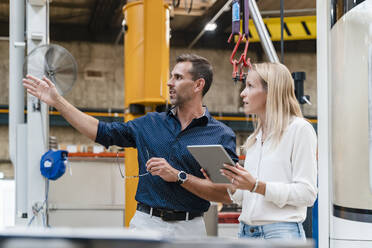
123,114,139,227
143,0,170,103
123,0,169,227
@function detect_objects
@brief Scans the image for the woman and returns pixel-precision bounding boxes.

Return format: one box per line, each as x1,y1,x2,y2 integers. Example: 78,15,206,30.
221,62,317,240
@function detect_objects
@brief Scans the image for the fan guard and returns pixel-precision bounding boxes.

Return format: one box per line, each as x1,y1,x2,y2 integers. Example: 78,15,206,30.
23,44,78,96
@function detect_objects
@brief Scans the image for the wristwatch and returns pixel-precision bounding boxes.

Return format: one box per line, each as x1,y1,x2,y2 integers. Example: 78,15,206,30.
177,171,188,184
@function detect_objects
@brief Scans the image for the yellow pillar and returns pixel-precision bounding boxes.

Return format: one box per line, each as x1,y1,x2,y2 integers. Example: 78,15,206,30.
123,0,169,227
123,114,139,227
143,0,170,103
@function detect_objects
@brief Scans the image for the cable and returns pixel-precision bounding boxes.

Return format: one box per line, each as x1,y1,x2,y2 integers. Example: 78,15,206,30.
187,0,193,13
46,0,50,44
280,0,284,63
173,0,180,8
39,106,48,150
44,178,50,227
27,97,49,227
28,179,49,227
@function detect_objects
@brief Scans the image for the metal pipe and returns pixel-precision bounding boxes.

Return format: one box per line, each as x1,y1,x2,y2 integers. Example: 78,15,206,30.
188,0,233,49
248,0,279,62
9,0,25,167
26,0,49,227
9,0,27,224
280,0,284,63
316,0,331,246
260,8,316,16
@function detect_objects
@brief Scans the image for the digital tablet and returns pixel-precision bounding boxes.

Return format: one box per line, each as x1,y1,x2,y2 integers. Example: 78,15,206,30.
187,144,236,184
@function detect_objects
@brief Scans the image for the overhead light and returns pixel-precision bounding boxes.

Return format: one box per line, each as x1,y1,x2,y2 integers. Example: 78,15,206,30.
204,23,217,31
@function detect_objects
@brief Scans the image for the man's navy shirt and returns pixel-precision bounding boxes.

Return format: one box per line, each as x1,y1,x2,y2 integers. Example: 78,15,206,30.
95,107,238,213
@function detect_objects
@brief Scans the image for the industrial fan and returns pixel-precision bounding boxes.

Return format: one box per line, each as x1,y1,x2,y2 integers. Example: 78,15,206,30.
23,44,78,96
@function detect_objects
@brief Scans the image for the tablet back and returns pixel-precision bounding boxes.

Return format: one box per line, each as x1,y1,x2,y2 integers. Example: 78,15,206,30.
187,145,235,184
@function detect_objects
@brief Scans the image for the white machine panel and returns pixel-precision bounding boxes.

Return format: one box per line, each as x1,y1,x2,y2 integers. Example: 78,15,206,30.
329,0,372,244
48,159,125,227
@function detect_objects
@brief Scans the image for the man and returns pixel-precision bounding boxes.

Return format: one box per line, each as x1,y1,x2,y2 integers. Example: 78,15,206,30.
23,54,238,236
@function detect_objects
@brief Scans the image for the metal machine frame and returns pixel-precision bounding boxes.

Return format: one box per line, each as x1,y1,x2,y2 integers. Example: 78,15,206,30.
10,0,49,226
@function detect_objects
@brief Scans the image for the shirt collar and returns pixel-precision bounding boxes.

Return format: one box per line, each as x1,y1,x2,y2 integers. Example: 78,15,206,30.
256,128,263,141
255,117,296,142
167,106,210,125
168,106,177,116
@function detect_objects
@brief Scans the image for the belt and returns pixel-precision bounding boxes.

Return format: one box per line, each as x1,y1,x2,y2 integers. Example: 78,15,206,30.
136,202,203,221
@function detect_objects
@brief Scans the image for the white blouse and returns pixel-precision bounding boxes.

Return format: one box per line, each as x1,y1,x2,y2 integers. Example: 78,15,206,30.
231,117,318,225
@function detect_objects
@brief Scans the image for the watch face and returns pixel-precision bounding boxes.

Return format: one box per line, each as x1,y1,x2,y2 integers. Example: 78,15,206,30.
179,171,187,180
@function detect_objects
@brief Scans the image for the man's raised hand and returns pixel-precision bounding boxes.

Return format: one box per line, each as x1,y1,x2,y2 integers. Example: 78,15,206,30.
22,74,61,107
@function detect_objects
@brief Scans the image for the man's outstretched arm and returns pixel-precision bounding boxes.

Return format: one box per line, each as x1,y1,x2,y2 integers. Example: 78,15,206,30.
146,157,233,203
23,75,99,141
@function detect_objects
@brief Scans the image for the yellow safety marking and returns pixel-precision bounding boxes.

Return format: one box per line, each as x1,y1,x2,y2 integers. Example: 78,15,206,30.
237,15,316,42
49,110,125,118
0,108,317,123
214,116,253,121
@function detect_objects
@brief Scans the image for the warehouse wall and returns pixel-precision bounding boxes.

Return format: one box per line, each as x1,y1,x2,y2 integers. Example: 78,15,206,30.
0,40,316,178
171,48,317,116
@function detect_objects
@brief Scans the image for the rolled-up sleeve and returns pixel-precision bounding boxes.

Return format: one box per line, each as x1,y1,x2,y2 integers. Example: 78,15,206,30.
230,189,244,205
264,122,318,208
95,121,137,148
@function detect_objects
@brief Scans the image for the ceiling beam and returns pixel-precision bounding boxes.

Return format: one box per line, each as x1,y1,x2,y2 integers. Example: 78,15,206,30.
50,10,91,22
50,2,93,9
49,23,119,43
89,0,123,32
0,19,315,52
171,30,232,49
171,29,315,52
185,0,229,32
110,1,126,28
215,7,232,33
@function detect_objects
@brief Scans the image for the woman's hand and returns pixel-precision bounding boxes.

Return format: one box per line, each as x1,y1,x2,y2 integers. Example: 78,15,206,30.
221,163,256,191
200,168,212,182
202,167,237,202
201,167,236,189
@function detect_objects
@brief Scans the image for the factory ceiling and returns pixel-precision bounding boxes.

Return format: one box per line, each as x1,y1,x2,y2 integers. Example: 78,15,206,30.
0,0,316,49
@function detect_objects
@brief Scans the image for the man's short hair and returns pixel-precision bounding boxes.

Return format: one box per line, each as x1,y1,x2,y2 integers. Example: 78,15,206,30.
176,54,213,96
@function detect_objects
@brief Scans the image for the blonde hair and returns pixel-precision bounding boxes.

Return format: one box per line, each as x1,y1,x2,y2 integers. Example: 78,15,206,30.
245,62,303,148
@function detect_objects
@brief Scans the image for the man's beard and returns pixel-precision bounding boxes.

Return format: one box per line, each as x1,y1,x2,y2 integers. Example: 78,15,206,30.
171,95,188,107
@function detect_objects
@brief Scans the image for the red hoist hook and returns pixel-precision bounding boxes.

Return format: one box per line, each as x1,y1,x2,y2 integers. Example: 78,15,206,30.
228,0,252,83
228,32,243,82
228,0,242,82
238,34,252,82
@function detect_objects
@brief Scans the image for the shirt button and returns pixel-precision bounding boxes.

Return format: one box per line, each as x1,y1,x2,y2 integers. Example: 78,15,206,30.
250,227,255,233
